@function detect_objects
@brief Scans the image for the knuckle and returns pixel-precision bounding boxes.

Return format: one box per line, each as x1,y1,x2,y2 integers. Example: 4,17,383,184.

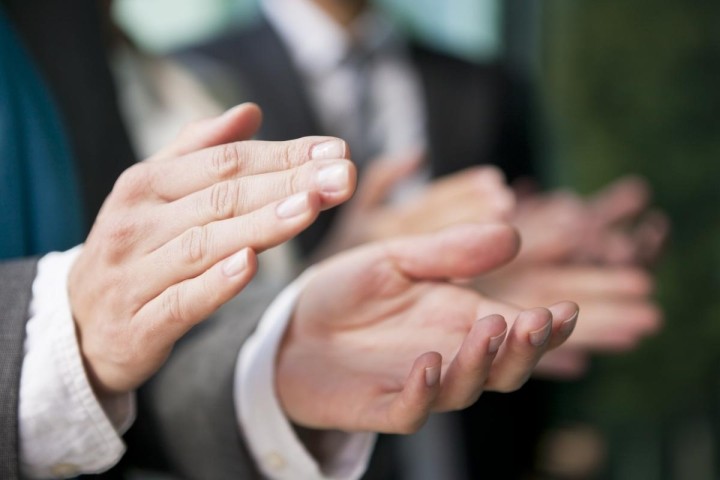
284,166,304,196
162,286,186,324
112,164,149,203
97,217,139,260
211,143,244,180
180,226,210,266
279,141,296,171
281,137,314,170
208,182,236,220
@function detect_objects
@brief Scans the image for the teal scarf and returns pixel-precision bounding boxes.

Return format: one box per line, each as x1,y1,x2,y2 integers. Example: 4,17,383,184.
0,6,84,259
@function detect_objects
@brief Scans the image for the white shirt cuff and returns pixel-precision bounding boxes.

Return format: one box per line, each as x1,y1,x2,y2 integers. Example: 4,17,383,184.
236,270,376,480
19,247,136,479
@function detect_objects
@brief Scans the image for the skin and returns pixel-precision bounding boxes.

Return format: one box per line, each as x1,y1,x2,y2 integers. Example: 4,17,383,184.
311,0,368,26
69,104,357,397
279,224,579,433
302,0,668,379
67,104,576,437
314,152,515,260
313,149,666,378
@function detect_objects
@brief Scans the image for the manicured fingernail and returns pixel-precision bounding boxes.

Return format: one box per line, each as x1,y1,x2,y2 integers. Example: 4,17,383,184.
311,140,346,160
223,249,249,277
529,322,552,346
276,193,310,219
425,366,440,387
316,163,350,193
559,311,579,337
488,330,507,354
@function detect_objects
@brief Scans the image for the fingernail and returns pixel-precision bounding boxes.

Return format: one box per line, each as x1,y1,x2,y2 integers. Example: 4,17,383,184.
529,322,552,346
311,140,346,160
488,330,507,354
559,311,579,337
276,193,310,219
425,366,440,387
316,163,350,193
223,249,249,277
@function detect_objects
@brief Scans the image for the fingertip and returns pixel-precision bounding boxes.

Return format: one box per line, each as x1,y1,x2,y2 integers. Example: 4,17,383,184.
275,191,322,220
221,248,258,283
548,301,580,323
390,352,441,434
515,307,553,347
410,352,442,390
315,159,356,201
310,137,350,160
474,314,508,354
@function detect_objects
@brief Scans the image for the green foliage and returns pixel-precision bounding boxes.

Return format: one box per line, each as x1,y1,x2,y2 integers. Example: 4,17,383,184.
541,0,720,474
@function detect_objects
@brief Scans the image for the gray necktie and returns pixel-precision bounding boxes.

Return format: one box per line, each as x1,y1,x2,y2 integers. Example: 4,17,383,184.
343,42,381,168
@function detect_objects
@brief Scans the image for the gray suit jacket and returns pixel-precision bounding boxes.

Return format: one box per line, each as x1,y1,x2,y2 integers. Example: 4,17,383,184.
0,259,38,479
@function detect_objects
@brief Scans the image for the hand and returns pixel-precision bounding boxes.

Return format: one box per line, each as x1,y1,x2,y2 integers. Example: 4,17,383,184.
512,176,670,266
581,176,669,266
476,263,661,377
68,104,357,397
277,224,579,433
314,152,515,260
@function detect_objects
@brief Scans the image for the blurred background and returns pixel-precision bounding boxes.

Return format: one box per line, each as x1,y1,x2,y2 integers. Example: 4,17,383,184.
112,0,720,478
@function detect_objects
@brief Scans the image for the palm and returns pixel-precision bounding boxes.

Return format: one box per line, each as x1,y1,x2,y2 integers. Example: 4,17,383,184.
277,224,579,433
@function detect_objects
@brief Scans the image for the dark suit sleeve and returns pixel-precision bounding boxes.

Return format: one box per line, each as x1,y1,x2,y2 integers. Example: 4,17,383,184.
0,258,38,480
121,282,283,479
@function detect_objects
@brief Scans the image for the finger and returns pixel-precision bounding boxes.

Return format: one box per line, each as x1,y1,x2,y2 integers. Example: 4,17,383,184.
534,349,590,380
589,175,651,226
527,266,653,299
386,223,521,281
353,151,423,210
433,314,507,411
135,248,258,359
634,209,670,266
564,266,652,298
485,307,555,392
581,228,638,266
412,195,514,233
144,136,349,201
427,166,508,203
419,168,514,219
149,103,263,162
382,351,442,434
563,299,661,351
545,301,580,350
152,159,355,244
134,191,322,302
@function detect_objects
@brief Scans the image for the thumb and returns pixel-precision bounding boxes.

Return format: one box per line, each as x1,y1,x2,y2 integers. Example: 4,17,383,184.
353,151,424,210
150,103,263,162
386,223,521,281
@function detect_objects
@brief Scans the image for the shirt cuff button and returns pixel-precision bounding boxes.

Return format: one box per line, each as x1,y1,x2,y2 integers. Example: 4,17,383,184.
264,452,287,472
51,463,79,477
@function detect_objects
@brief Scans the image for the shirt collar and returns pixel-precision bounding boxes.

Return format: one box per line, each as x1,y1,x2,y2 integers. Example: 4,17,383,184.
261,0,400,76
